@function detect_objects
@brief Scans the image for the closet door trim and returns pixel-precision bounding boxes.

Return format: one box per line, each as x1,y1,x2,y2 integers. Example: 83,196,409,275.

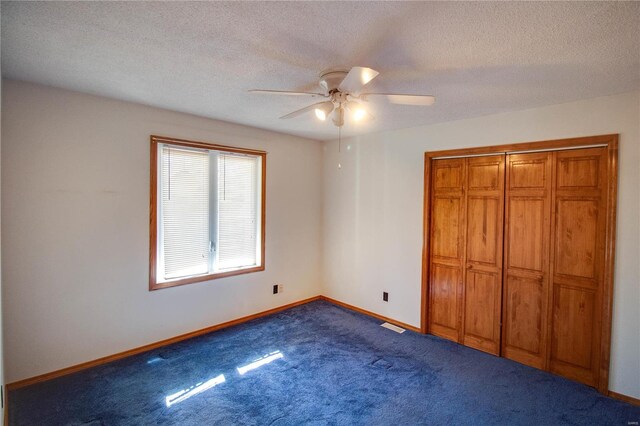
421,134,618,395
431,143,608,160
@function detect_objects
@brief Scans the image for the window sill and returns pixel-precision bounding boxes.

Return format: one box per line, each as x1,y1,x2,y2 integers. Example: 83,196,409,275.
150,265,265,291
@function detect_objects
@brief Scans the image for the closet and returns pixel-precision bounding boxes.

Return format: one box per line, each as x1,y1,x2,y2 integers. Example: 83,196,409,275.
423,135,617,392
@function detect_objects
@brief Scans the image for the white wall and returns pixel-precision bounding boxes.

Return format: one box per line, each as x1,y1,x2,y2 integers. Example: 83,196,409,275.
1,80,324,383
322,90,640,398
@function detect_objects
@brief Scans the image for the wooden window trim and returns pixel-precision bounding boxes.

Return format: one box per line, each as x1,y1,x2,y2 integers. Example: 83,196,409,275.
420,134,618,394
149,135,266,291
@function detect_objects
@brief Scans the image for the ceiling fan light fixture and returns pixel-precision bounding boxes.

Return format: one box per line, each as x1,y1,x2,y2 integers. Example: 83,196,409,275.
332,107,345,127
251,66,434,127
353,106,367,121
344,100,369,122
314,101,334,121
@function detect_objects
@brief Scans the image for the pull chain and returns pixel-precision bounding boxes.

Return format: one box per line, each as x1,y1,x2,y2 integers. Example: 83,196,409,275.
338,125,342,169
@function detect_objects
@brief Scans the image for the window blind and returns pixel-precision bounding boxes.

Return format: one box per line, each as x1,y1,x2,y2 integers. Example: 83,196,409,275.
217,153,259,270
161,146,210,279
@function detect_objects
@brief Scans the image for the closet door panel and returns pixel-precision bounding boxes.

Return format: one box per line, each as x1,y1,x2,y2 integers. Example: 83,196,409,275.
432,197,463,259
502,152,552,369
462,155,504,355
556,156,600,188
434,162,463,189
548,147,607,387
430,264,461,340
504,275,544,355
507,198,545,271
466,197,500,264
554,199,599,280
551,285,596,369
429,159,466,343
468,161,501,189
463,270,501,352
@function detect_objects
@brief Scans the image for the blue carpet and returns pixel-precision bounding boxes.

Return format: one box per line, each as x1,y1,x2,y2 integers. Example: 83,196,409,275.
9,300,640,425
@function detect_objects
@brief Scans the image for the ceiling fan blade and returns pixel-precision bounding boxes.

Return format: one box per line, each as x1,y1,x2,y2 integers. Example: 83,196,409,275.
338,67,379,94
249,89,327,97
363,93,436,106
279,102,327,119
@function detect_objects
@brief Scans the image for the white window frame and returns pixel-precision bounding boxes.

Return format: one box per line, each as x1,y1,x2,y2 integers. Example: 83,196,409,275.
149,136,266,290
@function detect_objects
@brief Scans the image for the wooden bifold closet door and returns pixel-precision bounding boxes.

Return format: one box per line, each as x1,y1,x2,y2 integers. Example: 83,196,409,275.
502,147,608,387
502,152,552,369
425,139,615,392
547,147,608,388
428,155,505,355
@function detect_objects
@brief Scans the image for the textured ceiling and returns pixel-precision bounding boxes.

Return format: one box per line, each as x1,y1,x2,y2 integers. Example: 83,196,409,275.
2,1,639,141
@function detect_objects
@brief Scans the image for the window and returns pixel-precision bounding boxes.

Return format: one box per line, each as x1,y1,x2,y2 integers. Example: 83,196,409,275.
150,136,265,290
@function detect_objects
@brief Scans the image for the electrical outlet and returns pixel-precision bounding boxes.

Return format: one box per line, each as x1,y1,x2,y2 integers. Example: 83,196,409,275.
383,291,389,302
273,284,278,294
278,284,284,293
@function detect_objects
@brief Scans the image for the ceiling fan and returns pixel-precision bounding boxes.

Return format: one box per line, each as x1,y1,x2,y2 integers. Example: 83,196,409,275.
249,67,436,127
